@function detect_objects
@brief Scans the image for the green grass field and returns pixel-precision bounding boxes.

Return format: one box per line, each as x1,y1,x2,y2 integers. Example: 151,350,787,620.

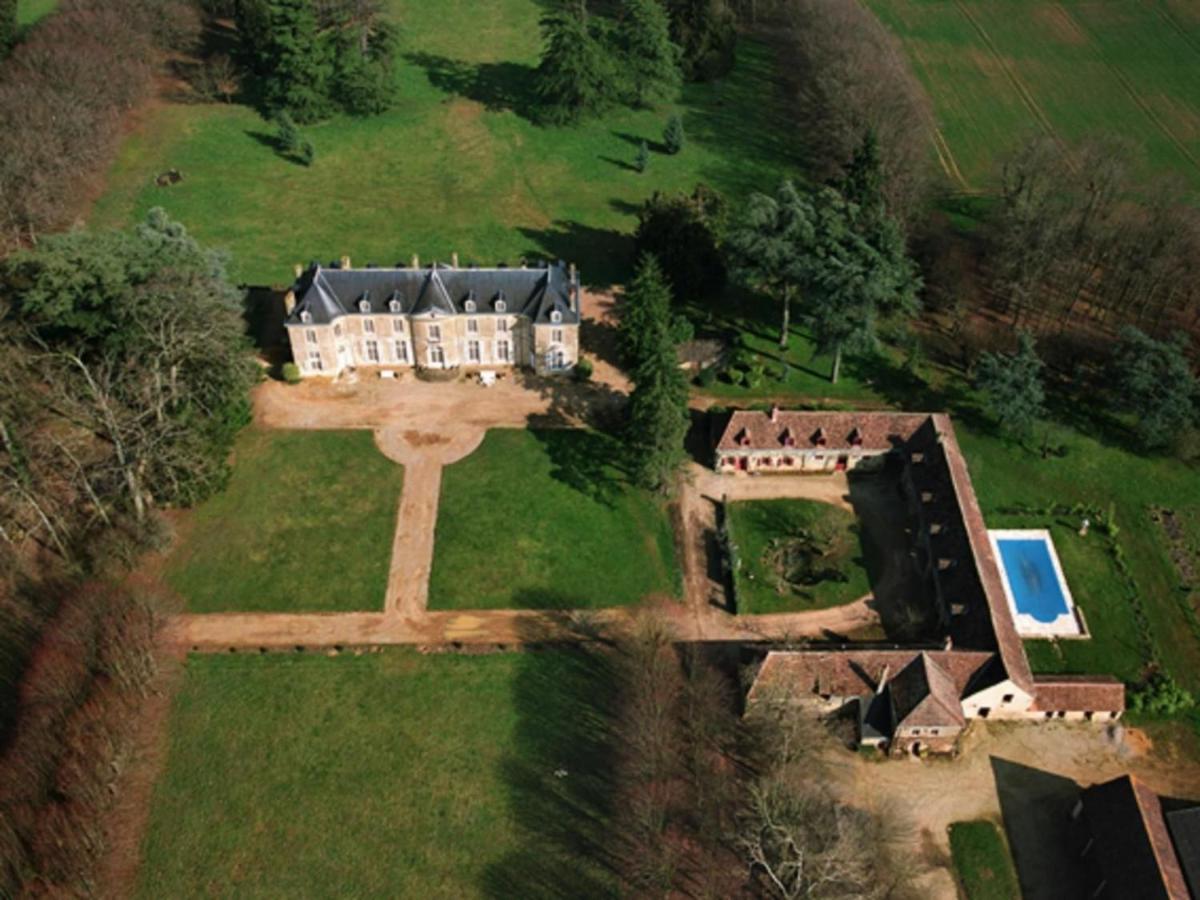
136,650,618,898
16,0,57,26
165,428,403,613
949,820,1020,900
428,428,679,610
727,499,870,615
868,0,1200,191
90,0,801,286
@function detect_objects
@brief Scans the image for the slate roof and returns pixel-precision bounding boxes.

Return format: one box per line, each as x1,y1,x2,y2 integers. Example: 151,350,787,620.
286,261,579,326
1031,675,1126,713
1166,806,1200,899
1081,775,1191,900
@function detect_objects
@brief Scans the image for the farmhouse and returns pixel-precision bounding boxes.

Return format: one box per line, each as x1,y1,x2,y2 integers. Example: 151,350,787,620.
734,410,1124,755
284,257,581,378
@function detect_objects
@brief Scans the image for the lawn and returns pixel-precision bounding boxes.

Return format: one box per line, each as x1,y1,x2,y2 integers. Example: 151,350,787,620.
727,498,871,615
165,427,403,613
90,0,803,286
949,820,1020,900
428,428,679,610
17,0,57,26
135,650,618,898
867,0,1200,191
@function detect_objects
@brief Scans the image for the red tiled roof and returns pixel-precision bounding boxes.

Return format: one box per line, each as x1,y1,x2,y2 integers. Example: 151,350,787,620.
715,411,930,453
890,653,966,729
1031,675,1126,713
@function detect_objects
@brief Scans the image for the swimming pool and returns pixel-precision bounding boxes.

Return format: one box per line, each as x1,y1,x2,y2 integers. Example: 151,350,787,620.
987,529,1085,638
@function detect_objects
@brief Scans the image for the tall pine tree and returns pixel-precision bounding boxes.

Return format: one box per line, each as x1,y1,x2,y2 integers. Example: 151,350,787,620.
242,0,334,123
536,1,616,124
623,255,689,491
617,0,681,107
974,331,1045,437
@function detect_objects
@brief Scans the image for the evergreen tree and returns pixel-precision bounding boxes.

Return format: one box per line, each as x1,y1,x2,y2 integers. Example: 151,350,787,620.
0,0,17,58
274,110,301,154
634,185,726,302
536,1,616,125
332,18,398,115
1109,326,1198,449
663,0,736,82
635,140,650,173
663,113,685,154
617,0,681,107
620,253,674,368
253,0,335,123
299,139,316,166
974,331,1046,437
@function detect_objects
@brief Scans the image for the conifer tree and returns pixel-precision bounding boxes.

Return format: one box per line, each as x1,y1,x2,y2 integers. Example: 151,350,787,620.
974,330,1045,437
621,253,674,368
536,1,615,124
255,0,335,123
635,140,650,173
663,114,685,154
1109,326,1198,448
618,0,681,107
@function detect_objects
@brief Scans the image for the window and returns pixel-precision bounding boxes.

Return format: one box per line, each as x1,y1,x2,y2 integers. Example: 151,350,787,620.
428,324,441,341
552,328,563,343
300,310,312,324
429,345,445,366
307,350,323,372
550,310,562,324
305,329,318,345
358,299,371,313
1002,694,1014,704
553,349,566,369
364,319,375,334
393,340,408,363
929,729,939,736
464,299,477,313
393,318,404,334
496,340,510,363
468,340,481,363
497,317,508,333
495,299,506,313
467,318,478,334
334,324,343,338
388,298,402,313
365,340,379,363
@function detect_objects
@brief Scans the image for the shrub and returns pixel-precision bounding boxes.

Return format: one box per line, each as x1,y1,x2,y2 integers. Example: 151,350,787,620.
573,357,594,381
1129,673,1195,716
281,362,302,384
299,140,315,166
663,114,685,154
635,140,650,173
696,365,717,388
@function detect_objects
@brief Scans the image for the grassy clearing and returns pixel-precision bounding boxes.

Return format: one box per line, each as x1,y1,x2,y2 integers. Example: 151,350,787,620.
867,0,1200,190
727,498,870,615
165,428,403,613
90,0,801,286
429,428,679,610
949,820,1020,900
136,650,618,898
17,0,57,26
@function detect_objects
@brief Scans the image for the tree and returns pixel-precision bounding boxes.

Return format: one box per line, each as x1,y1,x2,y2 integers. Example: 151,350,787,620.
834,129,885,227
635,140,650,173
2,209,258,523
622,257,689,491
634,185,726,302
0,0,17,57
726,180,814,350
663,0,736,82
617,0,680,107
332,16,398,115
663,113,685,154
1109,326,1198,449
247,0,335,123
974,331,1046,437
535,1,616,125
274,110,301,154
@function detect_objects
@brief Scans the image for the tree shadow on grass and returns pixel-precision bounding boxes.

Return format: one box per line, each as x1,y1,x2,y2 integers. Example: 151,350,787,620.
519,221,631,289
481,640,622,899
404,52,541,122
530,428,626,507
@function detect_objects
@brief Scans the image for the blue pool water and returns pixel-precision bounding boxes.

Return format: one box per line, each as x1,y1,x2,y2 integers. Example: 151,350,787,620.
995,538,1070,622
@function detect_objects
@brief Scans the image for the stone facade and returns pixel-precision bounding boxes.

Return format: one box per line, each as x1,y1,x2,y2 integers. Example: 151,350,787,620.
284,258,581,378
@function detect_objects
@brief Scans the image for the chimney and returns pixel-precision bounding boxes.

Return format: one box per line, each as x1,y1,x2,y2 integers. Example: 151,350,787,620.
569,262,579,313
293,263,303,279
340,255,351,270
411,253,419,269
769,405,779,423
451,251,459,268
284,290,296,316
943,634,953,651
569,261,576,281
876,665,890,692
520,257,527,269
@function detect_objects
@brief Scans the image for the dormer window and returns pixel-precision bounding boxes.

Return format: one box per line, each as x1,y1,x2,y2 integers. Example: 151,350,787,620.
299,310,312,324
388,296,402,313
780,428,795,448
735,428,752,448
811,427,827,447
464,291,477,313
358,297,371,313
495,299,506,313
550,310,562,324
848,427,863,447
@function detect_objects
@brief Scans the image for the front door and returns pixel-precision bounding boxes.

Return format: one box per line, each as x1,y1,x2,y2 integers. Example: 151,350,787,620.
738,456,748,471
836,455,849,472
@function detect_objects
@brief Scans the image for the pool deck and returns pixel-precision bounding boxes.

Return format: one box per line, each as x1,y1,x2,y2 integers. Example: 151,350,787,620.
987,529,1087,639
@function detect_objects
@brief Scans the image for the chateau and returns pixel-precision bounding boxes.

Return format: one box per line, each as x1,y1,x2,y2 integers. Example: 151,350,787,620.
284,257,581,378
